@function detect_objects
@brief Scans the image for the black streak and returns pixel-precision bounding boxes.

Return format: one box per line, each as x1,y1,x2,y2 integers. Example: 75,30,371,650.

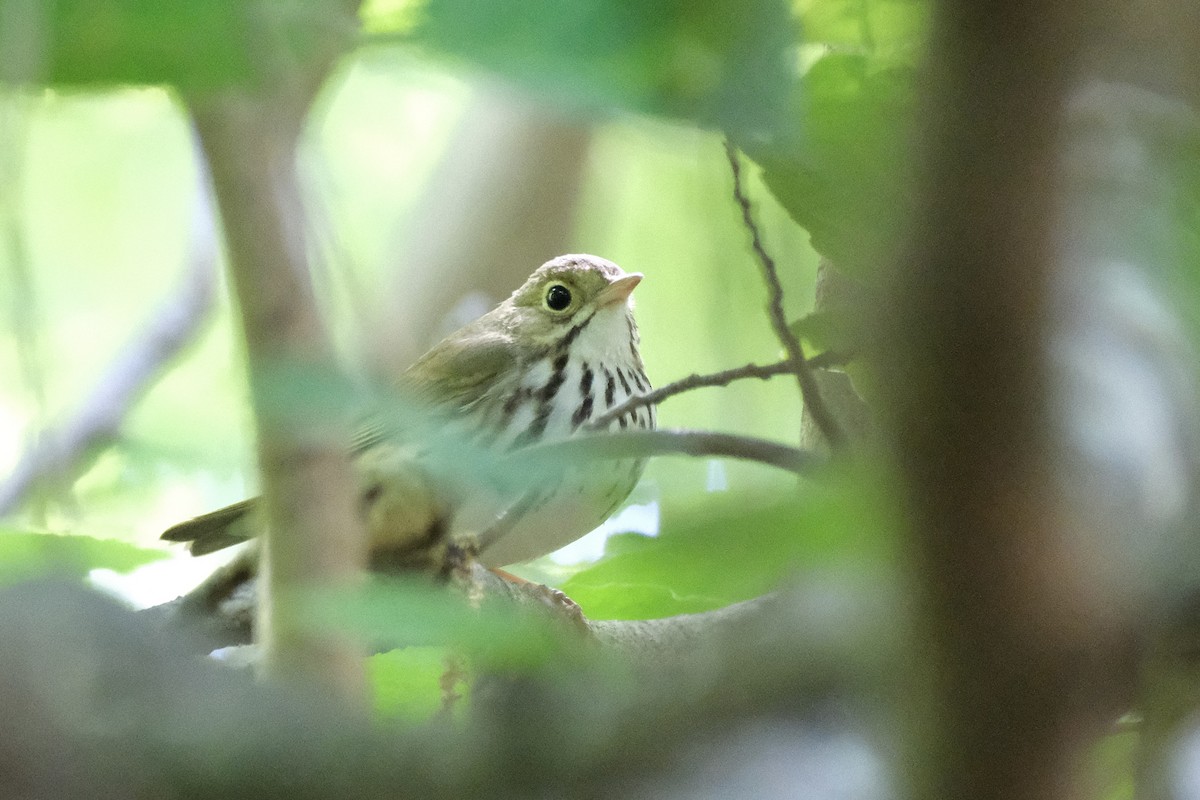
514,353,569,447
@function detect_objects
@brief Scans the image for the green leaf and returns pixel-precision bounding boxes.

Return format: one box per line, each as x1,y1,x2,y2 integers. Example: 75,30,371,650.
10,1,351,89
798,0,927,57
561,465,896,620
294,576,581,671
744,52,918,279
789,310,846,352
410,0,796,135
0,528,169,583
361,0,421,35
369,646,466,720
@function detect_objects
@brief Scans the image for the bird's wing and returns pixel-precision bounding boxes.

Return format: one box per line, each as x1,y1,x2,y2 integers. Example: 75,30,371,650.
161,499,256,555
401,328,519,412
351,328,517,455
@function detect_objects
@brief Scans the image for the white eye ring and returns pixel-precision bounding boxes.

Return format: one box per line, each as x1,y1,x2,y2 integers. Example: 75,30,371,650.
544,283,573,312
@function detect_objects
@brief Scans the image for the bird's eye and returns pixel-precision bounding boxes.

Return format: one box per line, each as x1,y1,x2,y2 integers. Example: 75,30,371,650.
544,283,572,312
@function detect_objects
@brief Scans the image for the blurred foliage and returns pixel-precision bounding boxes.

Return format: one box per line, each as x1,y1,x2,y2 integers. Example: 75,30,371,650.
747,54,916,279
3,1,354,89
369,646,463,719
405,0,794,138
0,0,922,728
302,577,570,660
0,527,166,583
1091,730,1136,800
745,0,926,279
562,464,897,620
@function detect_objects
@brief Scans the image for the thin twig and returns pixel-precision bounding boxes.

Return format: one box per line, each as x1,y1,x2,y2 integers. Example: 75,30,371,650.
514,428,824,476
587,351,854,431
723,140,846,448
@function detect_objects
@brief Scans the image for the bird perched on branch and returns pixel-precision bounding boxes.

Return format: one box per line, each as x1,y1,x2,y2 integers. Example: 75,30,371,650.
163,254,655,570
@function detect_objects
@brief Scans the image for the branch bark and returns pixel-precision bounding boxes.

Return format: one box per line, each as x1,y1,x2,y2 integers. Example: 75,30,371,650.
187,4,365,694
883,1,1107,798
0,167,219,515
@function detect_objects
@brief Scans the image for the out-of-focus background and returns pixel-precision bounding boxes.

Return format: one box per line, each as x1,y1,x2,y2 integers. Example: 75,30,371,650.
6,1,1200,797
0,59,820,598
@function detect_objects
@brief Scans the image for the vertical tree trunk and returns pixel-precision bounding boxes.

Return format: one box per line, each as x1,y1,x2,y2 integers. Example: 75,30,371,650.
883,2,1108,798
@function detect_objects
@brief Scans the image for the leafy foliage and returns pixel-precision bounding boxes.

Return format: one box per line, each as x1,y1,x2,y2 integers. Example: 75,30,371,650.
369,646,464,719
562,466,896,619
745,53,917,279
0,528,167,583
406,0,795,136
13,1,361,89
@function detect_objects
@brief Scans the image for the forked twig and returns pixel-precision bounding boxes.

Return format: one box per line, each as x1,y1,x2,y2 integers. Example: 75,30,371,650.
587,350,853,432
723,140,845,448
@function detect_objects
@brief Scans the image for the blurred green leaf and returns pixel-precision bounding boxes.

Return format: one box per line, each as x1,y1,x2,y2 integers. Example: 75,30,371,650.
296,576,581,671
409,0,795,136
361,0,421,35
561,465,896,619
744,52,917,279
369,646,465,720
798,0,927,57
6,1,350,89
790,310,850,352
1089,730,1136,800
0,528,168,583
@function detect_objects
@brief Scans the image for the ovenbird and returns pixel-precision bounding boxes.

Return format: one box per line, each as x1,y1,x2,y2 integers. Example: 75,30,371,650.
163,254,654,568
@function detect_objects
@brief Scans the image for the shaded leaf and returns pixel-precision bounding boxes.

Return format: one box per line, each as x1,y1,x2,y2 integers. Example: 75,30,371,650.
0,528,168,583
8,1,347,89
296,576,580,670
562,465,896,620
744,52,917,279
409,0,795,136
369,646,465,720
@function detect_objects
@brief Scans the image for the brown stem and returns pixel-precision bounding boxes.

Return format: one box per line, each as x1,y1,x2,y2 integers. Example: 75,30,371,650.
723,140,846,449
191,92,365,695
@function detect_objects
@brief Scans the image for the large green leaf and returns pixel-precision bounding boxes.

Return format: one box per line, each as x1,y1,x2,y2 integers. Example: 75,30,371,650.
406,0,795,136
6,1,350,89
744,52,917,279
561,465,896,620
369,646,465,720
726,0,927,278
0,528,168,583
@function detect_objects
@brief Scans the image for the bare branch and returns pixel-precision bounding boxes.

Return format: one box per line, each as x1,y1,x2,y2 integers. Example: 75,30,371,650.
588,351,855,432
588,360,794,430
723,139,846,449
0,161,219,516
514,428,823,476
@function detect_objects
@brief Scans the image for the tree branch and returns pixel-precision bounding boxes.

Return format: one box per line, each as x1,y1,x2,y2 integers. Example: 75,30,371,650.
588,359,790,430
0,162,219,516
30,575,893,799
588,352,854,432
514,429,824,476
724,139,845,449
188,7,364,694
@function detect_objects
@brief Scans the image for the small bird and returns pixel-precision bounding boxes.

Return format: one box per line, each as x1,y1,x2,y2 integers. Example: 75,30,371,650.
163,254,655,569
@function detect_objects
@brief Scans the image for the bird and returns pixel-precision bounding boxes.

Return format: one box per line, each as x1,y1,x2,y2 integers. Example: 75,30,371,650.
162,254,655,570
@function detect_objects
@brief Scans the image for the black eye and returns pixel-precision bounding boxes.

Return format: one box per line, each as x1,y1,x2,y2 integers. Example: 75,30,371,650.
545,284,572,311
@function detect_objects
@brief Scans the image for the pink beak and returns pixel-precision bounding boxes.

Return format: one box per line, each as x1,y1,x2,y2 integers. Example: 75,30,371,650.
597,273,643,307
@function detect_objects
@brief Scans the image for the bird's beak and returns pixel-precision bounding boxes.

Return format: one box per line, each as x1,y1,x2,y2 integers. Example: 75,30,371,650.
597,273,643,307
